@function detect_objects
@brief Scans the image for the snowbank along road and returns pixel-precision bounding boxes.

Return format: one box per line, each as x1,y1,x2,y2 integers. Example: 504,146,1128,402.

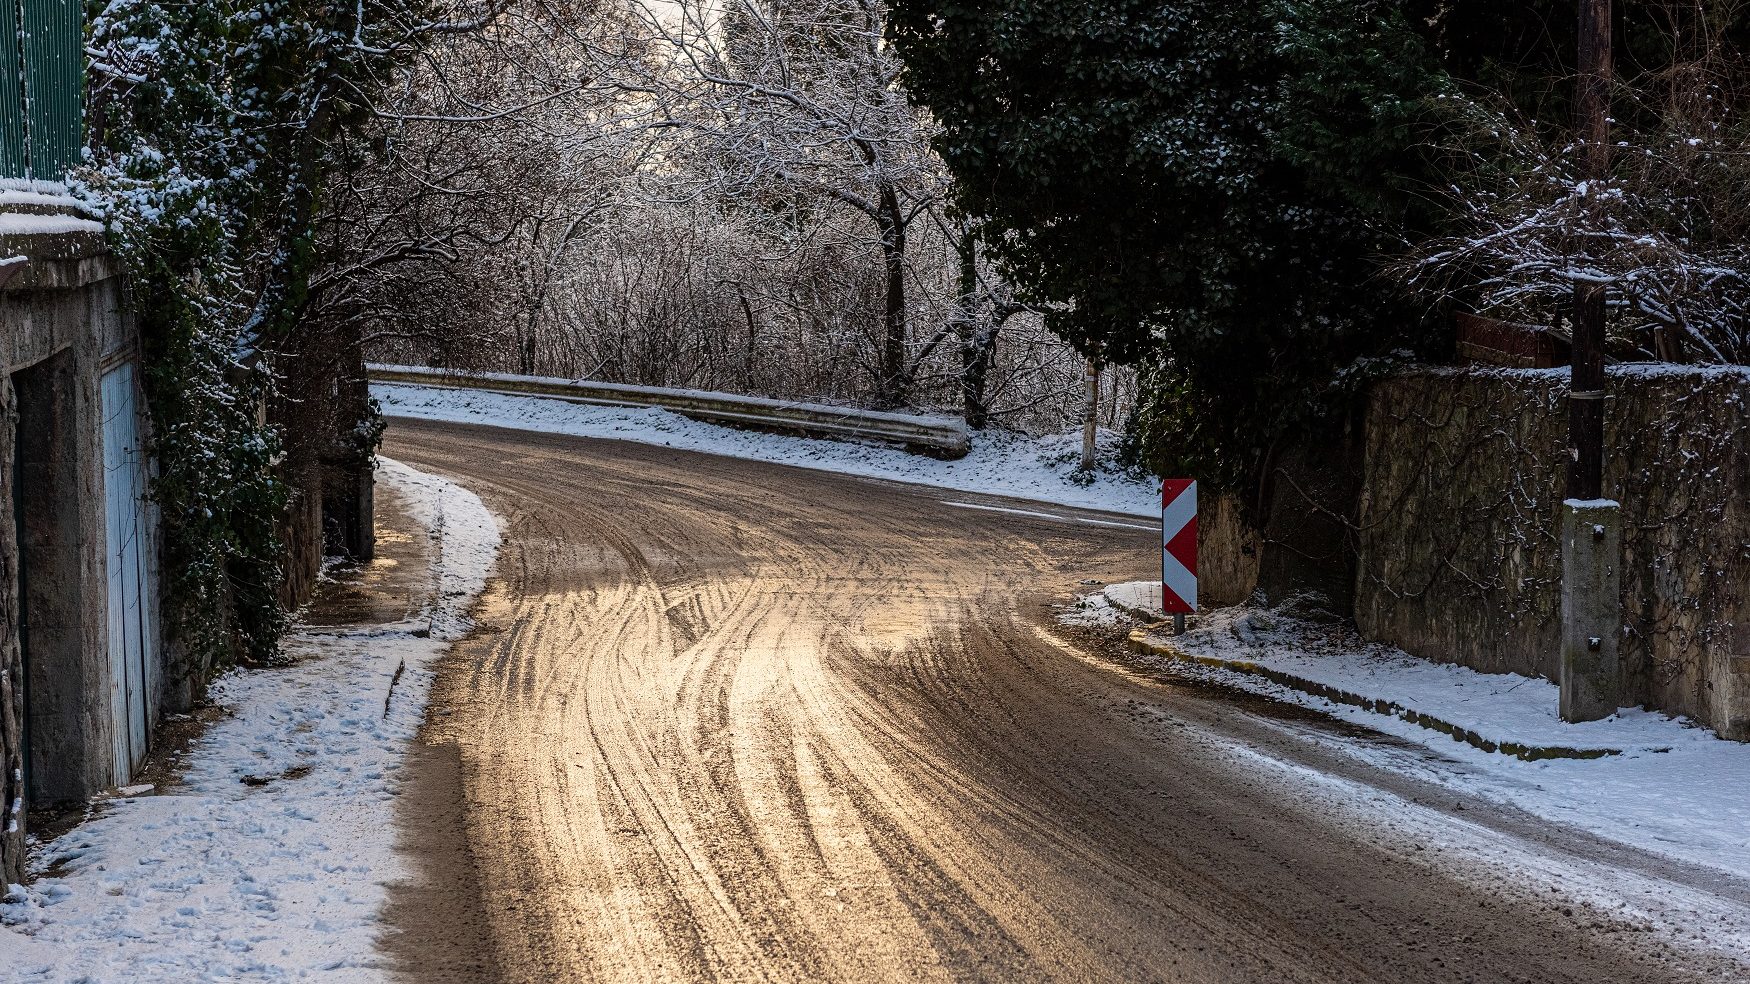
384,417,1750,984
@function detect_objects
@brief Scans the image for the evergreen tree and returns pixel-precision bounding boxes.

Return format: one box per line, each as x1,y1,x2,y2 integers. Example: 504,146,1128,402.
888,0,1439,489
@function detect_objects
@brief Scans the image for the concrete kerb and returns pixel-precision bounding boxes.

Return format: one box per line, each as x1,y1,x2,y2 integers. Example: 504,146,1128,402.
1098,588,1624,763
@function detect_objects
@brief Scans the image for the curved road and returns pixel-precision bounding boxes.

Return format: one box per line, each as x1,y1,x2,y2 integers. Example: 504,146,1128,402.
383,418,1750,984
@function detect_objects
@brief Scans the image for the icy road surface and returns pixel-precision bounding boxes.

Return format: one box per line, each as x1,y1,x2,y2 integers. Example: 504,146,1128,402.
384,417,1750,984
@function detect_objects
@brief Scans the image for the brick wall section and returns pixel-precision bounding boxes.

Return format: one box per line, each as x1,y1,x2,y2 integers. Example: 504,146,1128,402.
1355,367,1750,739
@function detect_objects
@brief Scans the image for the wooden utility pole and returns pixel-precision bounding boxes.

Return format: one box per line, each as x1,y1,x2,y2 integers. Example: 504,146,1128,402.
1569,0,1612,500
1560,0,1622,724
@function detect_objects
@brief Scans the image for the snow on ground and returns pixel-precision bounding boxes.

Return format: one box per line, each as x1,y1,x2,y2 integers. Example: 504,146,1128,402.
1056,591,1130,630
374,382,1160,516
1075,584,1750,883
0,459,500,983
1201,722,1750,966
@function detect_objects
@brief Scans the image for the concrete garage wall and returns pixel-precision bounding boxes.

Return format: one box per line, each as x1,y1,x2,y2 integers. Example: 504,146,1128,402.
1355,367,1750,740
13,347,107,804
0,369,27,885
0,224,149,883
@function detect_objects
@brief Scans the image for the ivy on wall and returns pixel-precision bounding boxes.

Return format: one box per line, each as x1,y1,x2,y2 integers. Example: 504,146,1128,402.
78,0,478,683
107,199,292,669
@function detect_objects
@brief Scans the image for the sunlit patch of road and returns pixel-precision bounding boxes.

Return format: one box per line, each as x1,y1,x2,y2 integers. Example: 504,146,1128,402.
385,417,1750,984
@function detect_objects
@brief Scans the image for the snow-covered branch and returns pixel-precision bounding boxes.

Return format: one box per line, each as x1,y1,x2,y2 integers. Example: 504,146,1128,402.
1403,53,1750,365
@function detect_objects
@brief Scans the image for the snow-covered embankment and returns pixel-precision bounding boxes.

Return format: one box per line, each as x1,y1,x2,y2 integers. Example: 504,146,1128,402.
1068,583,1750,885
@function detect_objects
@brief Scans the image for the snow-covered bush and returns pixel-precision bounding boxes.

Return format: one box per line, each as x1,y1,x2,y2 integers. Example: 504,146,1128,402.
1403,22,1750,364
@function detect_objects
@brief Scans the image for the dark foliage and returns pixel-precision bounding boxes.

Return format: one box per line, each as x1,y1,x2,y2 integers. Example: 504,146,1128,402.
889,0,1441,492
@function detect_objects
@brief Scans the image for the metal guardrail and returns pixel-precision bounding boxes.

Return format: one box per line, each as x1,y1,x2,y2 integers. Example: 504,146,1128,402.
368,364,972,459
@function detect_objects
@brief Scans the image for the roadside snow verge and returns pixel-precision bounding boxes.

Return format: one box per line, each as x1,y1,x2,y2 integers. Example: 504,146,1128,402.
1067,583,1750,882
0,458,500,983
374,381,1159,517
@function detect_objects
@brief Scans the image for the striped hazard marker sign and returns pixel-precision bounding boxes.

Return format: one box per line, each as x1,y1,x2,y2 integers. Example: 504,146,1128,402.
1161,479,1198,615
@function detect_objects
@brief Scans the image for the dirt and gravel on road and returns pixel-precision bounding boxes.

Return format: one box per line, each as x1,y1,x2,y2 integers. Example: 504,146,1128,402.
381,417,1750,984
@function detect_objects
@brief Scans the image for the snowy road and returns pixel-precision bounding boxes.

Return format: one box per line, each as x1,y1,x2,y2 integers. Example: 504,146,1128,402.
383,417,1750,984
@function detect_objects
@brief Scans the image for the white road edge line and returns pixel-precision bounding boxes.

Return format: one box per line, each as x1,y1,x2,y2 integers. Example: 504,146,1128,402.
940,500,1159,532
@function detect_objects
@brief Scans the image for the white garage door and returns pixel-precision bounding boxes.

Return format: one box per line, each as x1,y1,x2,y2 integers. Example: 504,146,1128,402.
101,360,160,782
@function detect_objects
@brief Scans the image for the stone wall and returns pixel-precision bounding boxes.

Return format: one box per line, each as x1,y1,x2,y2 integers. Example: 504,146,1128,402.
1195,410,1364,614
1197,493,1261,608
1355,367,1750,739
278,463,327,612
274,333,377,612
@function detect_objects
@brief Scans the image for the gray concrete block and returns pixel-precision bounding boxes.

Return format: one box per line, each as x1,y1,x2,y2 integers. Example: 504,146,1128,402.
1561,499,1624,722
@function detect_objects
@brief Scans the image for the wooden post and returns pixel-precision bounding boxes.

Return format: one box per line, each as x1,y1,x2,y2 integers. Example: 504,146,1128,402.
1569,0,1611,501
1562,0,1622,723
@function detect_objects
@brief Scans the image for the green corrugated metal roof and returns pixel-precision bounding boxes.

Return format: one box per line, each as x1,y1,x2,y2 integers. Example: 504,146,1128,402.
0,0,25,177
3,0,85,181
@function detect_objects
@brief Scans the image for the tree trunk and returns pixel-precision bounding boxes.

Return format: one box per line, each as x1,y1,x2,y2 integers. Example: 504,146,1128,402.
520,311,538,376
875,182,909,408
1080,359,1099,471
950,232,986,428
963,335,995,431
738,289,759,388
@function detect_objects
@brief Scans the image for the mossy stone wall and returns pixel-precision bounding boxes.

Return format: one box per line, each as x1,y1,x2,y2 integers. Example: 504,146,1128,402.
1355,367,1750,738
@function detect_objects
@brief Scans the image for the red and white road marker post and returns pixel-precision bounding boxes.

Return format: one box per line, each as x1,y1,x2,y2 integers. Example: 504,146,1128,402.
1161,480,1198,634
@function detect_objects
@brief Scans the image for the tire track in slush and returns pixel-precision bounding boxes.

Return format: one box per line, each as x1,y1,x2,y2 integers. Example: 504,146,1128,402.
387,418,1750,984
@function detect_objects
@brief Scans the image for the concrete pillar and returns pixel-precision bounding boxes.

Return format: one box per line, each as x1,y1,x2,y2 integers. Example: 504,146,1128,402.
1561,499,1623,722
1727,658,1750,743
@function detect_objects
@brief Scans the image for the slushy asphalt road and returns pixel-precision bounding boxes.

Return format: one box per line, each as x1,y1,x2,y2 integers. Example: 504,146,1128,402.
382,417,1750,984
